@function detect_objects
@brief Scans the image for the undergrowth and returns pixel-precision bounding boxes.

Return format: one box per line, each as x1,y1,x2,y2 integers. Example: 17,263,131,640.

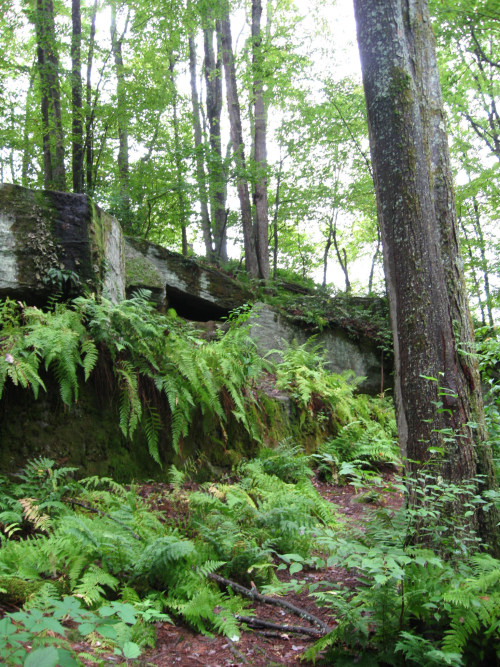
0,294,267,462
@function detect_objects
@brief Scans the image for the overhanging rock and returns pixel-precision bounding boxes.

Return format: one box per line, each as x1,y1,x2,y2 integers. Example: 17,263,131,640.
125,237,252,321
0,184,125,304
247,302,391,395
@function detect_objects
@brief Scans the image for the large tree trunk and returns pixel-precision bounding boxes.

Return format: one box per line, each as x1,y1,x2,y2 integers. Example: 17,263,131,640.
188,35,213,260
204,24,227,263
218,12,259,278
353,0,498,550
35,0,66,191
71,0,84,193
251,0,270,279
110,2,131,230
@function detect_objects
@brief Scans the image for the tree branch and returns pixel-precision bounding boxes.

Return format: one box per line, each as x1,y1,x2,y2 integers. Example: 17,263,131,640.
207,572,331,633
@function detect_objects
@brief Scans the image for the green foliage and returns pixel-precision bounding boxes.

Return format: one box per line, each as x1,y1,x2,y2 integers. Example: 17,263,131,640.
273,338,399,471
0,300,96,404
0,293,269,461
187,450,339,586
305,473,500,666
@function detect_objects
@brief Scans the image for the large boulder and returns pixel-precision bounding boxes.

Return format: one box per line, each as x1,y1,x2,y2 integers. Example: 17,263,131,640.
125,237,252,320
247,302,391,395
0,184,125,304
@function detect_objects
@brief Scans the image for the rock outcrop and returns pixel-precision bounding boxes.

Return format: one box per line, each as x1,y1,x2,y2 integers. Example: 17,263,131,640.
247,302,390,395
0,184,125,304
125,237,252,320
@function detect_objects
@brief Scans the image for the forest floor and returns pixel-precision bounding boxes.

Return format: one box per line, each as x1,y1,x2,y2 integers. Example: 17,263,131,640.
136,471,403,667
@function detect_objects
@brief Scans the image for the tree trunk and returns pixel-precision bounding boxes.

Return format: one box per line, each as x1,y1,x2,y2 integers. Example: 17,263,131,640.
110,2,131,230
353,0,498,550
251,0,270,279
85,0,98,194
272,155,283,281
204,24,227,262
471,197,494,327
331,217,350,293
35,0,66,191
21,67,36,187
368,224,381,295
71,0,84,193
169,59,189,257
218,12,259,278
188,35,213,259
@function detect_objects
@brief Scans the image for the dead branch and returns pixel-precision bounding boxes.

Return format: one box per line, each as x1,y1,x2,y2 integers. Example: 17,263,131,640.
236,615,324,638
207,572,331,633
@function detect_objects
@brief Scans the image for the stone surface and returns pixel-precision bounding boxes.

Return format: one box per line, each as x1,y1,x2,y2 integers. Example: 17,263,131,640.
0,184,125,304
125,237,252,320
247,302,391,395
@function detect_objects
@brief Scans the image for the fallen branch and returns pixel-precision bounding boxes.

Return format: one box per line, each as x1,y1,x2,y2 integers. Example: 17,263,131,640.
207,573,331,633
236,614,324,638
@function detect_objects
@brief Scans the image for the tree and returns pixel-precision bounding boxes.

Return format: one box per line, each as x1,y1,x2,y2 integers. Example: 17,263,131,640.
188,33,213,259
219,8,259,277
34,0,66,191
353,0,498,549
110,0,131,229
203,18,227,262
71,0,84,193
251,0,270,279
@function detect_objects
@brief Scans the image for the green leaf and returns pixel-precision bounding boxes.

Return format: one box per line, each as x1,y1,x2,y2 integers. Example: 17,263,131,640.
24,646,59,667
289,562,303,575
122,642,141,659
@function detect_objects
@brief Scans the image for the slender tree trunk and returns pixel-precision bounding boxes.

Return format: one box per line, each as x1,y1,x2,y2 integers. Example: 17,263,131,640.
272,155,283,281
189,35,213,259
332,218,350,293
71,0,84,193
251,0,270,279
21,66,36,186
471,197,494,327
110,2,131,229
354,0,498,550
85,0,98,194
218,11,259,277
35,0,66,191
169,59,189,257
368,224,381,295
460,217,486,326
204,24,227,262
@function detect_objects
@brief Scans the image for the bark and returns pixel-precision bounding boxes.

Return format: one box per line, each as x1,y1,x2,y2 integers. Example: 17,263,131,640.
35,0,66,191
21,66,36,186
353,0,498,550
71,0,84,193
188,35,213,259
204,24,227,262
169,59,189,257
85,0,98,193
251,0,270,279
110,2,131,230
218,12,259,277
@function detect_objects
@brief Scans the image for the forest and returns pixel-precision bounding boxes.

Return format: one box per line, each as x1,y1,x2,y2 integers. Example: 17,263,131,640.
0,0,499,665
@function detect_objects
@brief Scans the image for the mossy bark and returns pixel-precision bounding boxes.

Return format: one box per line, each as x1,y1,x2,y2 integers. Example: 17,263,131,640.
353,0,498,550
